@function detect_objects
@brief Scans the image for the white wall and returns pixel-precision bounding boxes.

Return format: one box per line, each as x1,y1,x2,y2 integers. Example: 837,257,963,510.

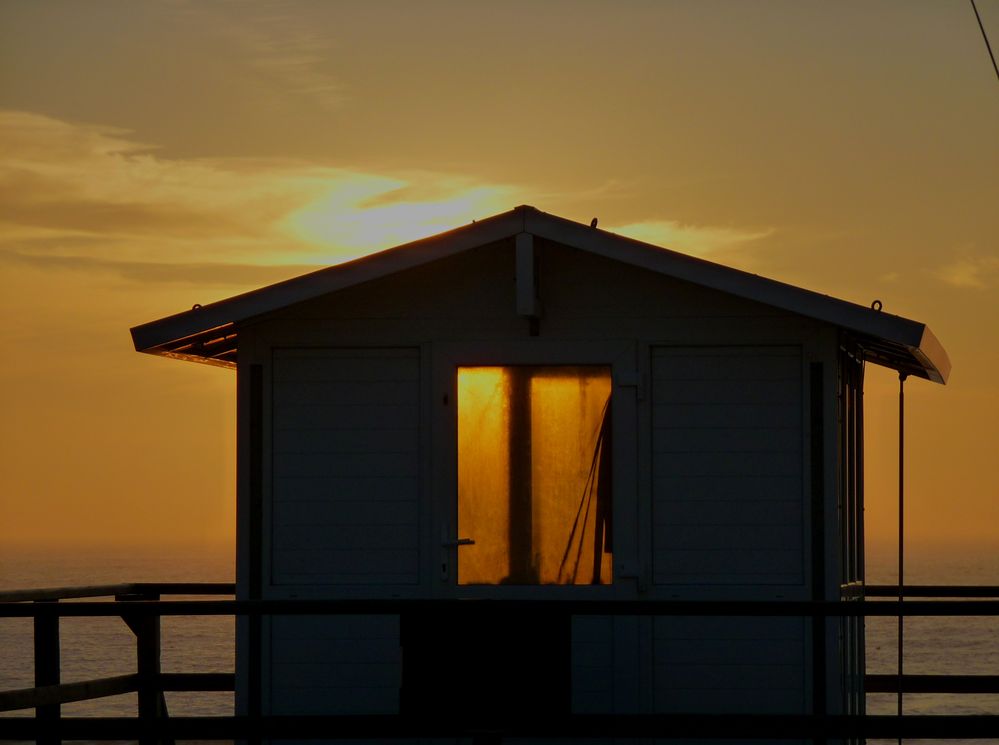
267,348,420,716
234,237,839,723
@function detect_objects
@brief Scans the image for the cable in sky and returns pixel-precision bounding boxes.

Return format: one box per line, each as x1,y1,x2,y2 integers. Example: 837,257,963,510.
970,0,999,85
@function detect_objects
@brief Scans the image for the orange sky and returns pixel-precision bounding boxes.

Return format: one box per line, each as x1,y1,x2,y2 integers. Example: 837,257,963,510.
1,1,997,561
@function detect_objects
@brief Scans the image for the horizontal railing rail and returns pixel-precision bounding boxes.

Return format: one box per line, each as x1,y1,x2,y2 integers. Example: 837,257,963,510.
5,597,999,617
0,582,235,603
0,673,237,711
2,583,999,742
4,713,999,740
867,674,999,694
865,584,999,597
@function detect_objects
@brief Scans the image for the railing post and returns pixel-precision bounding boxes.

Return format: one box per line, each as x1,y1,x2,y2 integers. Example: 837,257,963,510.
119,592,172,745
33,599,60,745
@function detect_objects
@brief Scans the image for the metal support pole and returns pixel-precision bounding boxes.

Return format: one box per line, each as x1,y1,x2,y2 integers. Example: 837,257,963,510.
897,373,907,742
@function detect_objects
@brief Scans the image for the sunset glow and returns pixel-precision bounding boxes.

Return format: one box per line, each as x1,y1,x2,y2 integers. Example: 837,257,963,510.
288,182,514,259
1,1,997,557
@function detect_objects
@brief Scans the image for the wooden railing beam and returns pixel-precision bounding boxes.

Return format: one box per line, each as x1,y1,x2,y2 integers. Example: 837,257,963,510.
33,599,60,745
866,673,999,694
0,674,140,711
6,713,999,740
120,593,173,745
0,673,234,713
4,584,999,744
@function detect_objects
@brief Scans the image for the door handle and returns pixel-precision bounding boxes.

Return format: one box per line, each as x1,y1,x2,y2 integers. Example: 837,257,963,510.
441,538,475,548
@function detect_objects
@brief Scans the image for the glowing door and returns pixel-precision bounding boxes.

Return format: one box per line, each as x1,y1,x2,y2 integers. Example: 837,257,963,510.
456,365,614,586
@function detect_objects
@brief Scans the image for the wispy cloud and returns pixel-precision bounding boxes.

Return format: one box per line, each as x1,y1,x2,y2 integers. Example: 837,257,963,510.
0,111,313,256
0,111,514,279
1,110,773,289
168,0,346,112
609,218,772,268
935,255,999,290
0,249,317,287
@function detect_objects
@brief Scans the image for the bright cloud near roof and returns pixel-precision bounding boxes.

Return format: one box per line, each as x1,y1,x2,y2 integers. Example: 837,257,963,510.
611,219,771,264
0,111,515,271
0,110,772,281
286,182,516,258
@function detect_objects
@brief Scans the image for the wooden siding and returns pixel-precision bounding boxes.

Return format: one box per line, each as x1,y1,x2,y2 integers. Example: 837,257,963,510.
260,240,820,346
653,616,806,716
237,242,836,725
267,349,417,718
651,346,804,586
571,616,649,715
270,615,401,715
271,348,421,586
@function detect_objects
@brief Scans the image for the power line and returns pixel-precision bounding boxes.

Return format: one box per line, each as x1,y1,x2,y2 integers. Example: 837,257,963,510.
970,0,999,85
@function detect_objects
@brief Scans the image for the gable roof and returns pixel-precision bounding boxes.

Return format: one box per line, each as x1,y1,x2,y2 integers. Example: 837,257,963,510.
130,205,950,383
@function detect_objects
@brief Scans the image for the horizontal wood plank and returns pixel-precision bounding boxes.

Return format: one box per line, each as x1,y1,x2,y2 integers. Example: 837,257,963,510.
274,379,419,406
652,379,801,405
653,451,801,477
273,451,418,479
652,403,800,428
655,524,802,551
274,427,417,455
655,548,802,576
273,524,418,550
273,500,417,527
273,548,418,582
274,403,419,430
654,617,805,640
272,615,399,640
653,426,800,454
273,477,418,503
651,351,801,381
653,478,802,504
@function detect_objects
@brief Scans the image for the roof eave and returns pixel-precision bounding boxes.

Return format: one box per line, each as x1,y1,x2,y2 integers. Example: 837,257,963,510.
525,209,948,384
130,207,528,354
130,206,950,384
910,324,951,384
132,322,238,369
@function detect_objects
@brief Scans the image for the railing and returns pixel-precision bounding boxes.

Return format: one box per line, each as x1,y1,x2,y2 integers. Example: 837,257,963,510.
1,584,999,742
0,583,234,745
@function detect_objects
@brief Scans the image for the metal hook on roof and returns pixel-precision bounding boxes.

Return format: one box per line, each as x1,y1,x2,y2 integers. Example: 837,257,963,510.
871,300,883,312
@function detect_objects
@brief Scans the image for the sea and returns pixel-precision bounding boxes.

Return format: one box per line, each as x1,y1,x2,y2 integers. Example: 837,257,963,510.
0,545,236,725
1,543,997,744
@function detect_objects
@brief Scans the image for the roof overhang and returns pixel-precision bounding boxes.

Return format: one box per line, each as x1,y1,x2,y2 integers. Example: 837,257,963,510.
131,206,950,384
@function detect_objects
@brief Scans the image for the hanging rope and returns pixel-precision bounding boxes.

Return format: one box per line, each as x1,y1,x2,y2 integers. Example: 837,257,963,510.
558,396,611,584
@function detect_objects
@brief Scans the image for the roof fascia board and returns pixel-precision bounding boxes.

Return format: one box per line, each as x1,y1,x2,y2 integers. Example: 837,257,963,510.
912,325,951,384
525,210,929,350
131,208,525,352
526,209,948,383
131,205,948,384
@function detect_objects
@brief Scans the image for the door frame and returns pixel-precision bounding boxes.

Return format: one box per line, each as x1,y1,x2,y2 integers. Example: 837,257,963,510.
429,338,641,600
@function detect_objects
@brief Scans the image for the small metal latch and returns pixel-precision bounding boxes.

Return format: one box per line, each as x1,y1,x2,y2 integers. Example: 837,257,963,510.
442,538,476,548
614,370,645,400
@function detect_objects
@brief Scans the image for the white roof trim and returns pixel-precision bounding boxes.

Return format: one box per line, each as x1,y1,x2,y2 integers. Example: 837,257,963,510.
131,206,949,383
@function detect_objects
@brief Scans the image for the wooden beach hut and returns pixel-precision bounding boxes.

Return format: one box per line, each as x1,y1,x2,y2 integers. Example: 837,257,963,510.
131,205,949,731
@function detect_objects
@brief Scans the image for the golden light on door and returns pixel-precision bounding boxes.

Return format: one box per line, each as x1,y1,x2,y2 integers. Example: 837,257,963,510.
457,366,613,585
